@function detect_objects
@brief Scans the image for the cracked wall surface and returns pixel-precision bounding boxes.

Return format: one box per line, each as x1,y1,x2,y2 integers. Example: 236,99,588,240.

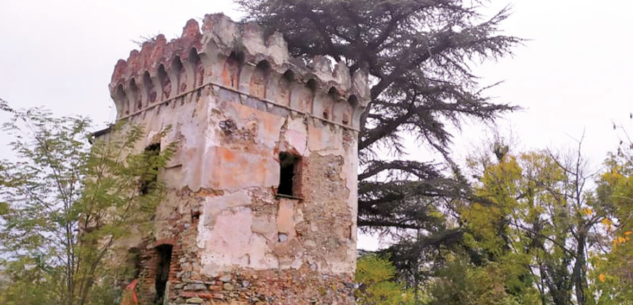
101,13,368,305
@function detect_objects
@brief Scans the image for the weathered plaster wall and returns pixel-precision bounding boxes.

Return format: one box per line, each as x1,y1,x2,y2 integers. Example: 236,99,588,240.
104,13,368,305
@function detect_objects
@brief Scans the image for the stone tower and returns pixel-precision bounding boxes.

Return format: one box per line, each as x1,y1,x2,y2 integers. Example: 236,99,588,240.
104,14,368,305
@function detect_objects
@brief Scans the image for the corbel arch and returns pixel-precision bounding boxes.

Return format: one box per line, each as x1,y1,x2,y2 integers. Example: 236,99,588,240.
290,78,317,113
158,64,171,100
249,60,271,100
221,52,243,90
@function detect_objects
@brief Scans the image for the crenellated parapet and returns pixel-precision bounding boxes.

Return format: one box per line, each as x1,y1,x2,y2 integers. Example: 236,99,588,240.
110,13,369,130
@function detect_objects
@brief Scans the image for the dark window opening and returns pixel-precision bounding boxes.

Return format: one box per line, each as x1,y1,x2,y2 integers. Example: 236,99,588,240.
140,143,161,195
278,152,300,197
154,245,172,304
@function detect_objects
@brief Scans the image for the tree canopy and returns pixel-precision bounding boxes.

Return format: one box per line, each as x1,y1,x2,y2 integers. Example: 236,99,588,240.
0,101,175,305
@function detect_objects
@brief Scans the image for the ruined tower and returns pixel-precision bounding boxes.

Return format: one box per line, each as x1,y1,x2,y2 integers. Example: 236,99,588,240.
105,14,368,304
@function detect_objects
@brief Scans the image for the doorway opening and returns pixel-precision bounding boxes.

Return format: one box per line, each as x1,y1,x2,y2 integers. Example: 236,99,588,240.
154,245,172,304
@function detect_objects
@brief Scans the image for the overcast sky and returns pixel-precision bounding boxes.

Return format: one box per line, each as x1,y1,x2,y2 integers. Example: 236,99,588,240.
1,0,632,250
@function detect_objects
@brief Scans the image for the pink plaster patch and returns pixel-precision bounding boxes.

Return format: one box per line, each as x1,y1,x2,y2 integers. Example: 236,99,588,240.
277,198,296,238
285,130,307,156
205,147,279,191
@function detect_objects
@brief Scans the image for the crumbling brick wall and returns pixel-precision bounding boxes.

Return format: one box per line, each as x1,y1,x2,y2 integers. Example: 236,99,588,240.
104,13,369,305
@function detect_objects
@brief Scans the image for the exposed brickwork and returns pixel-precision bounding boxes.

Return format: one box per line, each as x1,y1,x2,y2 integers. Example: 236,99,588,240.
101,13,368,305
139,244,158,302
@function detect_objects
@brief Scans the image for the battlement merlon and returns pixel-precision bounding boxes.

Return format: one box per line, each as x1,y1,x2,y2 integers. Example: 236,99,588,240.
109,13,370,130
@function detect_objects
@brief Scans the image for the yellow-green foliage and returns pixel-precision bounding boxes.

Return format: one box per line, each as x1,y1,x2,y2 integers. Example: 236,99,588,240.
429,257,539,305
591,152,633,304
355,255,416,305
461,147,633,304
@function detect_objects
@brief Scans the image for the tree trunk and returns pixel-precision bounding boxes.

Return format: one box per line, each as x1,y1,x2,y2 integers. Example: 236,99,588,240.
572,231,588,305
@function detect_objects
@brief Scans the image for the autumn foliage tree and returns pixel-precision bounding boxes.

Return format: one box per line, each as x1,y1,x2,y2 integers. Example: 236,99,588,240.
591,124,633,304
355,254,417,305
459,139,633,305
